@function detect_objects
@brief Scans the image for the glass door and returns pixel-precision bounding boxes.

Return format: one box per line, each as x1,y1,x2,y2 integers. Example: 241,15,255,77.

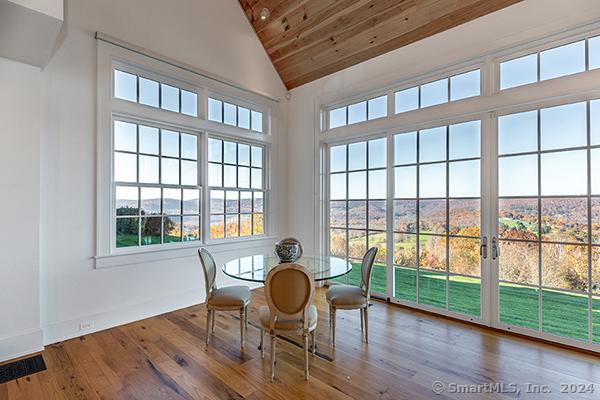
392,120,485,319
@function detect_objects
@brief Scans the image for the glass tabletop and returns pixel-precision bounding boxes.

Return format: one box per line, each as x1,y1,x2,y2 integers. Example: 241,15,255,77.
222,254,352,283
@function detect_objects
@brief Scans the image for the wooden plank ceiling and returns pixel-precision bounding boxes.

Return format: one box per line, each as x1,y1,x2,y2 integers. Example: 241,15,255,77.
239,0,522,89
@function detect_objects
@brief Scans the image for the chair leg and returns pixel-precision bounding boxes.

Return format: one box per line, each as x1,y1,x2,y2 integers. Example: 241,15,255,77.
270,335,276,382
360,308,364,334
239,308,245,349
311,330,316,355
260,329,264,359
328,303,332,331
244,306,248,329
331,307,336,346
364,306,369,343
205,309,210,347
211,310,216,333
303,331,309,380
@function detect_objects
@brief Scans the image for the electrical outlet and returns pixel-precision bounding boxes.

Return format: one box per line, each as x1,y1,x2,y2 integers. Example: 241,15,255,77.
79,321,94,331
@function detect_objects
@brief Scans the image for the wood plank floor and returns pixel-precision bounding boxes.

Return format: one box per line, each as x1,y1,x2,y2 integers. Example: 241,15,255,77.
1,288,599,399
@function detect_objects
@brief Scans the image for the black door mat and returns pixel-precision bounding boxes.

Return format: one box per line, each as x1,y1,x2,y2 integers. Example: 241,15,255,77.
0,355,46,384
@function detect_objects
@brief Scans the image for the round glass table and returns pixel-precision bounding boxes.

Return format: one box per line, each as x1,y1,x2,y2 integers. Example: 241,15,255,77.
222,254,352,283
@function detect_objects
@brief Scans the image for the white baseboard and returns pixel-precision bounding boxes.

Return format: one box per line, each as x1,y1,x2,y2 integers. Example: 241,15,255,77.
0,328,44,363
43,289,203,345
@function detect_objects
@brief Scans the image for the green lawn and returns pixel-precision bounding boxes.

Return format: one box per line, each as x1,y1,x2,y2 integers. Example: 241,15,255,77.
334,263,600,343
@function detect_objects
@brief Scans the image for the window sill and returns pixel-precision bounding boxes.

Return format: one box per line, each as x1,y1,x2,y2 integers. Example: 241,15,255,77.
95,235,278,269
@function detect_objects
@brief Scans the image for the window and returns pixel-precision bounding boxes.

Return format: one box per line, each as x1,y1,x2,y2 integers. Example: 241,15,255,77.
114,120,201,248
207,97,264,133
329,138,387,292
208,138,265,239
328,95,388,129
113,70,198,117
500,37,600,90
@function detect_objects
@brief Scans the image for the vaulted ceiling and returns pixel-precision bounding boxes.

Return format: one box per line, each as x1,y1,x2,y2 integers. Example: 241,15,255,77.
239,0,522,89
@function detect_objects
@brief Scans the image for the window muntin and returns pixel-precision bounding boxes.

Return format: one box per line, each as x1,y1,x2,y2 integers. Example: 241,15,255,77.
207,97,264,133
328,95,388,129
113,69,198,117
500,37,599,90
114,119,201,248
393,69,480,115
208,138,265,239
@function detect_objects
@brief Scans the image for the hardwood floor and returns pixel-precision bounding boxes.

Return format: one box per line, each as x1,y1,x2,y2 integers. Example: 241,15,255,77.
1,288,599,399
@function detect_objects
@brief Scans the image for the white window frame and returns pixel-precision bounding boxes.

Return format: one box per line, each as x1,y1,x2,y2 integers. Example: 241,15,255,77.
95,35,279,268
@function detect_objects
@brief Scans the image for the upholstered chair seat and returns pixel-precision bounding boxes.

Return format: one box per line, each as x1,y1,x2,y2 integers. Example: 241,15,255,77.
326,285,366,307
208,286,251,308
258,304,318,331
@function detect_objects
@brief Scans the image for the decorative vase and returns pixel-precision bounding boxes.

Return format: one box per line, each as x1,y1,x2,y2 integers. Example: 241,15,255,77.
274,241,300,263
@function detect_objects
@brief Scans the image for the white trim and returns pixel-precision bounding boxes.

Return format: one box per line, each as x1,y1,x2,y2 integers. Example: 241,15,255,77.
0,328,44,363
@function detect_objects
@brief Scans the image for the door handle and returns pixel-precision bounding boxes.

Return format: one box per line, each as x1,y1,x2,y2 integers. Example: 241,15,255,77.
492,237,500,260
480,236,488,259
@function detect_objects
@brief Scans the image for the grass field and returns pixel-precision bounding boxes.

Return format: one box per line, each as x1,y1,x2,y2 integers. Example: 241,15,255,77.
334,263,600,343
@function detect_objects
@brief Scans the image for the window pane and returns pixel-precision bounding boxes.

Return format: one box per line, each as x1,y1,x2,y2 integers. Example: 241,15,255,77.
226,190,239,213
499,198,538,240
224,141,237,164
224,165,236,187
498,155,538,196
161,158,179,184
368,138,386,168
348,200,366,229
251,168,263,189
498,110,537,155
139,155,159,184
348,230,367,259
394,234,417,267
395,87,418,114
449,160,480,198
419,127,446,162
499,240,538,285
180,90,197,117
500,53,537,90
240,214,252,236
593,149,600,195
590,36,600,70
240,191,253,213
208,163,222,186
348,142,366,170
348,171,366,199
367,96,387,120
161,130,179,157
329,107,347,129
420,78,448,107
449,237,480,276
116,217,138,247
449,199,480,236
448,276,480,315
592,100,600,146
139,77,159,107
540,102,586,150
251,110,263,132
254,192,264,213
541,150,587,195
499,282,539,330
253,213,264,235
224,102,237,126
162,188,181,215
139,125,159,155
160,84,179,112
330,200,346,228
208,98,222,122
238,144,250,166
394,200,416,233
368,232,386,265
210,215,224,239
542,289,588,341
419,235,446,271
181,160,197,186
251,146,263,168
419,199,446,234
368,170,386,199
419,163,446,198
183,189,200,214
330,173,346,200
114,70,137,102
542,243,588,292
348,101,367,124
210,190,224,213
419,269,446,308
394,166,416,198
226,215,239,237
182,216,200,241
330,229,346,257
208,138,222,162
238,107,250,129
238,166,250,188
540,40,585,81
541,197,587,243
180,134,197,160
394,132,416,165
141,217,161,245
163,216,182,243
591,198,600,244
114,152,137,182
114,121,137,152
116,186,138,216
450,70,480,101
368,200,386,230
449,120,480,160
330,145,346,172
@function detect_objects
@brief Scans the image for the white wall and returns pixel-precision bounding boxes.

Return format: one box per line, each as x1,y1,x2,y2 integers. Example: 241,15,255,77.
286,0,600,256
0,57,43,361
37,0,287,346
